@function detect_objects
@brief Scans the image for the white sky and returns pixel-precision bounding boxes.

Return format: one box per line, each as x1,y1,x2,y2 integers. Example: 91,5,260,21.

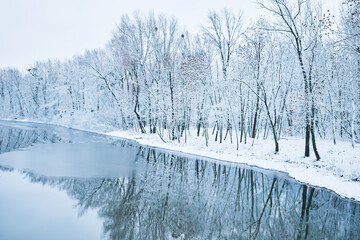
0,0,341,70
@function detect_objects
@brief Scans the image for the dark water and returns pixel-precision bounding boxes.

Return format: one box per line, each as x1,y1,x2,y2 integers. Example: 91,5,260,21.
0,121,359,240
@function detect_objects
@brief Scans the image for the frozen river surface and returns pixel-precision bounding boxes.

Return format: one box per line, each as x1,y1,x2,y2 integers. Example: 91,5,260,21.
0,120,359,240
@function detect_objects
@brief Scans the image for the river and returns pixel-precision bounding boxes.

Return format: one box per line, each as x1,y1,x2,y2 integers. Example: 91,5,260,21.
0,120,359,239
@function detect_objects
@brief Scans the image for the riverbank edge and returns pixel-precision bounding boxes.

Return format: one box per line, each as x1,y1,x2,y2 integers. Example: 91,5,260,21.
1,118,360,202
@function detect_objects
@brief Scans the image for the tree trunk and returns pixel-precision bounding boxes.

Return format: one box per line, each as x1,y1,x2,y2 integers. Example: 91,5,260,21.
134,101,146,134
351,100,356,148
305,124,310,157
311,103,320,160
169,72,175,140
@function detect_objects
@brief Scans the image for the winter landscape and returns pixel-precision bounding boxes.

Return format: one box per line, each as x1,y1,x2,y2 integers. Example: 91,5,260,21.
0,0,360,239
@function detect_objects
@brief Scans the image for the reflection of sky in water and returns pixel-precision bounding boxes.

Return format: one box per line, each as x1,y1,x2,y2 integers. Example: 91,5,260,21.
0,171,103,240
0,142,141,178
0,120,143,178
0,121,359,240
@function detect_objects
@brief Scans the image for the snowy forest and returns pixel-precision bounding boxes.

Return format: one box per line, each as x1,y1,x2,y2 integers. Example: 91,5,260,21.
1,0,359,160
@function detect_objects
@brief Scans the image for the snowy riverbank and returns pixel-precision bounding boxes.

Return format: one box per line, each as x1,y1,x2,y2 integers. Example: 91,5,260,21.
4,119,360,202
104,130,360,202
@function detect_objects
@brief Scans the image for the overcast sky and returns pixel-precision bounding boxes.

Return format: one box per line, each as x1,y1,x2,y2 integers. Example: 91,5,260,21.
0,0,341,70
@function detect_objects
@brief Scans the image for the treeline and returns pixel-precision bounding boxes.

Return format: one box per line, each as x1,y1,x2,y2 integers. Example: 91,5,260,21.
0,0,359,158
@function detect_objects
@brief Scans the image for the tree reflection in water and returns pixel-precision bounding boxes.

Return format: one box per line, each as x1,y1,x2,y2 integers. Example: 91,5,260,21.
0,122,360,239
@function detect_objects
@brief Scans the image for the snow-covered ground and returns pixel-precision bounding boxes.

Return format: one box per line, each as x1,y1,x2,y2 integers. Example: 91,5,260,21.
4,118,360,202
